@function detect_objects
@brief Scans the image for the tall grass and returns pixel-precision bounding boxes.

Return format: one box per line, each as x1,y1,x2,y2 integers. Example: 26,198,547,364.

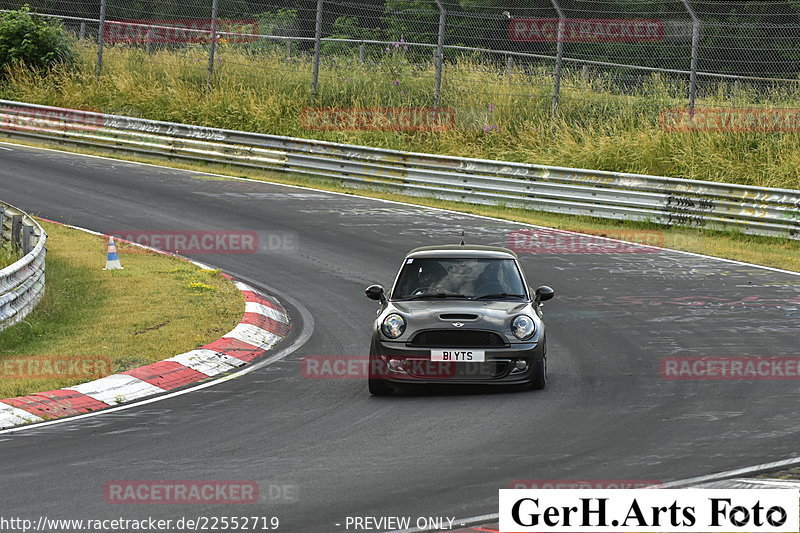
2,42,800,189
0,244,20,268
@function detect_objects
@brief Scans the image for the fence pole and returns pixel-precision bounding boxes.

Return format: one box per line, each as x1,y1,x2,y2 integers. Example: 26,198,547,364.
359,42,365,64
146,26,154,54
79,21,86,41
95,0,108,77
681,0,700,114
311,0,324,97
207,0,220,92
434,0,446,109
549,0,565,118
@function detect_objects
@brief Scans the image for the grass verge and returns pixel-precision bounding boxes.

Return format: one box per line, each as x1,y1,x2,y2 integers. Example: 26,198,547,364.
0,220,242,399
2,44,800,189
3,135,797,274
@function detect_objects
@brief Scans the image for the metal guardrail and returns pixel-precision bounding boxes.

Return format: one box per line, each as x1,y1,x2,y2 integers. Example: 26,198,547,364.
0,201,47,332
0,99,798,240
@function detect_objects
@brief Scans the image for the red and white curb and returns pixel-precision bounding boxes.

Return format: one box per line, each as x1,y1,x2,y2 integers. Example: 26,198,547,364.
0,276,290,429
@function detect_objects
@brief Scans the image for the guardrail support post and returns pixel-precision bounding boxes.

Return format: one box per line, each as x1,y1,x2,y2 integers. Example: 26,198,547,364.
207,0,220,92
10,215,22,252
0,207,4,248
21,224,33,256
434,0,446,109
311,0,324,97
96,0,108,77
681,0,700,115
549,0,565,119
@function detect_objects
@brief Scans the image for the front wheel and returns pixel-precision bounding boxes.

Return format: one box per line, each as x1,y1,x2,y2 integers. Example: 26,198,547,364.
529,353,546,390
368,353,393,396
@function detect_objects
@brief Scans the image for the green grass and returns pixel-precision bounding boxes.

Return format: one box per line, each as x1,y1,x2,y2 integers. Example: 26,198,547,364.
2,43,800,189
0,244,20,268
0,220,243,399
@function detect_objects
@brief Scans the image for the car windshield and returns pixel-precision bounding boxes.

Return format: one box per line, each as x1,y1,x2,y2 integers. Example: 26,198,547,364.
392,257,527,300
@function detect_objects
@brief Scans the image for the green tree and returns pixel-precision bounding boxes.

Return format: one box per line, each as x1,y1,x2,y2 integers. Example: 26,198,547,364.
0,6,74,72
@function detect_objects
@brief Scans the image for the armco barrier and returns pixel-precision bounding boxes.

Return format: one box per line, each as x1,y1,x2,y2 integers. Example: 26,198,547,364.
0,201,46,332
0,100,797,240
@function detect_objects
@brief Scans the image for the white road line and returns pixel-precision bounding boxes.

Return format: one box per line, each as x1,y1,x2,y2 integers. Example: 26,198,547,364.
1,139,797,278
392,458,800,533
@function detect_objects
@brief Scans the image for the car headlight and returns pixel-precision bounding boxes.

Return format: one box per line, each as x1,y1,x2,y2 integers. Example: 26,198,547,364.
381,313,406,339
511,315,536,340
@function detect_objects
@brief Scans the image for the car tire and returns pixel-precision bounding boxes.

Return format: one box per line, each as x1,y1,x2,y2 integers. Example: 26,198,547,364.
529,338,547,390
368,352,393,396
369,377,393,396
529,353,546,390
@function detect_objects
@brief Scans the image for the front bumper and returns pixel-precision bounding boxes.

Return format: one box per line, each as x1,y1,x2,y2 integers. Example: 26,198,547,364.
372,339,542,385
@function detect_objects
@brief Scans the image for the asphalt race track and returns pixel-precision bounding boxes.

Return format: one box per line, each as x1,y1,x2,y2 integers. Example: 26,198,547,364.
1,142,800,532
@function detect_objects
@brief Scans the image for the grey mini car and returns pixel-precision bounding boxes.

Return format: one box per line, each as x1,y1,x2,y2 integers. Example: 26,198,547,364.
365,244,554,395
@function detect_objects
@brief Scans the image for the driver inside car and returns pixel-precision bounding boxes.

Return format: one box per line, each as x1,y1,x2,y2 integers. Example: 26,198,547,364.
412,262,448,295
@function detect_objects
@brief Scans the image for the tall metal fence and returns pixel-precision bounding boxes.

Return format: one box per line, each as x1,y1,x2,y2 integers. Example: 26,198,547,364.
4,0,800,116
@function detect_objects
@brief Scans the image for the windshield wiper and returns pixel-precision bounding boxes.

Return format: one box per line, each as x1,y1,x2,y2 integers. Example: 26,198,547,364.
407,293,468,300
474,293,526,300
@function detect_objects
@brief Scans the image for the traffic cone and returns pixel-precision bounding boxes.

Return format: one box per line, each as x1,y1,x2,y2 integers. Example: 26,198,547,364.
103,236,123,270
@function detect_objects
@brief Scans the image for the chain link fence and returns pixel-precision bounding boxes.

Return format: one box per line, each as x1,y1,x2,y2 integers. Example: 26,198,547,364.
3,0,800,129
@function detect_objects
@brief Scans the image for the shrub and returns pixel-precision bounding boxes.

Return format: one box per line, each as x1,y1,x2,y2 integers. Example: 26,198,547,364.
0,6,75,73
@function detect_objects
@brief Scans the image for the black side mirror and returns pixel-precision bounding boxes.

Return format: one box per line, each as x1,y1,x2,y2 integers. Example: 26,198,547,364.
534,285,555,303
365,285,386,303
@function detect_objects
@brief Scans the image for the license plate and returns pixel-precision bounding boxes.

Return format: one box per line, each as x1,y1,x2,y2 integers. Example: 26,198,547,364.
430,349,486,362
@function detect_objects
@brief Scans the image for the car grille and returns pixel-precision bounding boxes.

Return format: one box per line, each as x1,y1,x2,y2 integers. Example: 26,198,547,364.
408,330,507,348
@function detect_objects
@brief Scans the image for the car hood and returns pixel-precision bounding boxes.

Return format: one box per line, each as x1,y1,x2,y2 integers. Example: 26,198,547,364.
390,299,532,322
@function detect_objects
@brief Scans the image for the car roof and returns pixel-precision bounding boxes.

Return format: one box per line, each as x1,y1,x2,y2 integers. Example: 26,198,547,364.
406,244,519,259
